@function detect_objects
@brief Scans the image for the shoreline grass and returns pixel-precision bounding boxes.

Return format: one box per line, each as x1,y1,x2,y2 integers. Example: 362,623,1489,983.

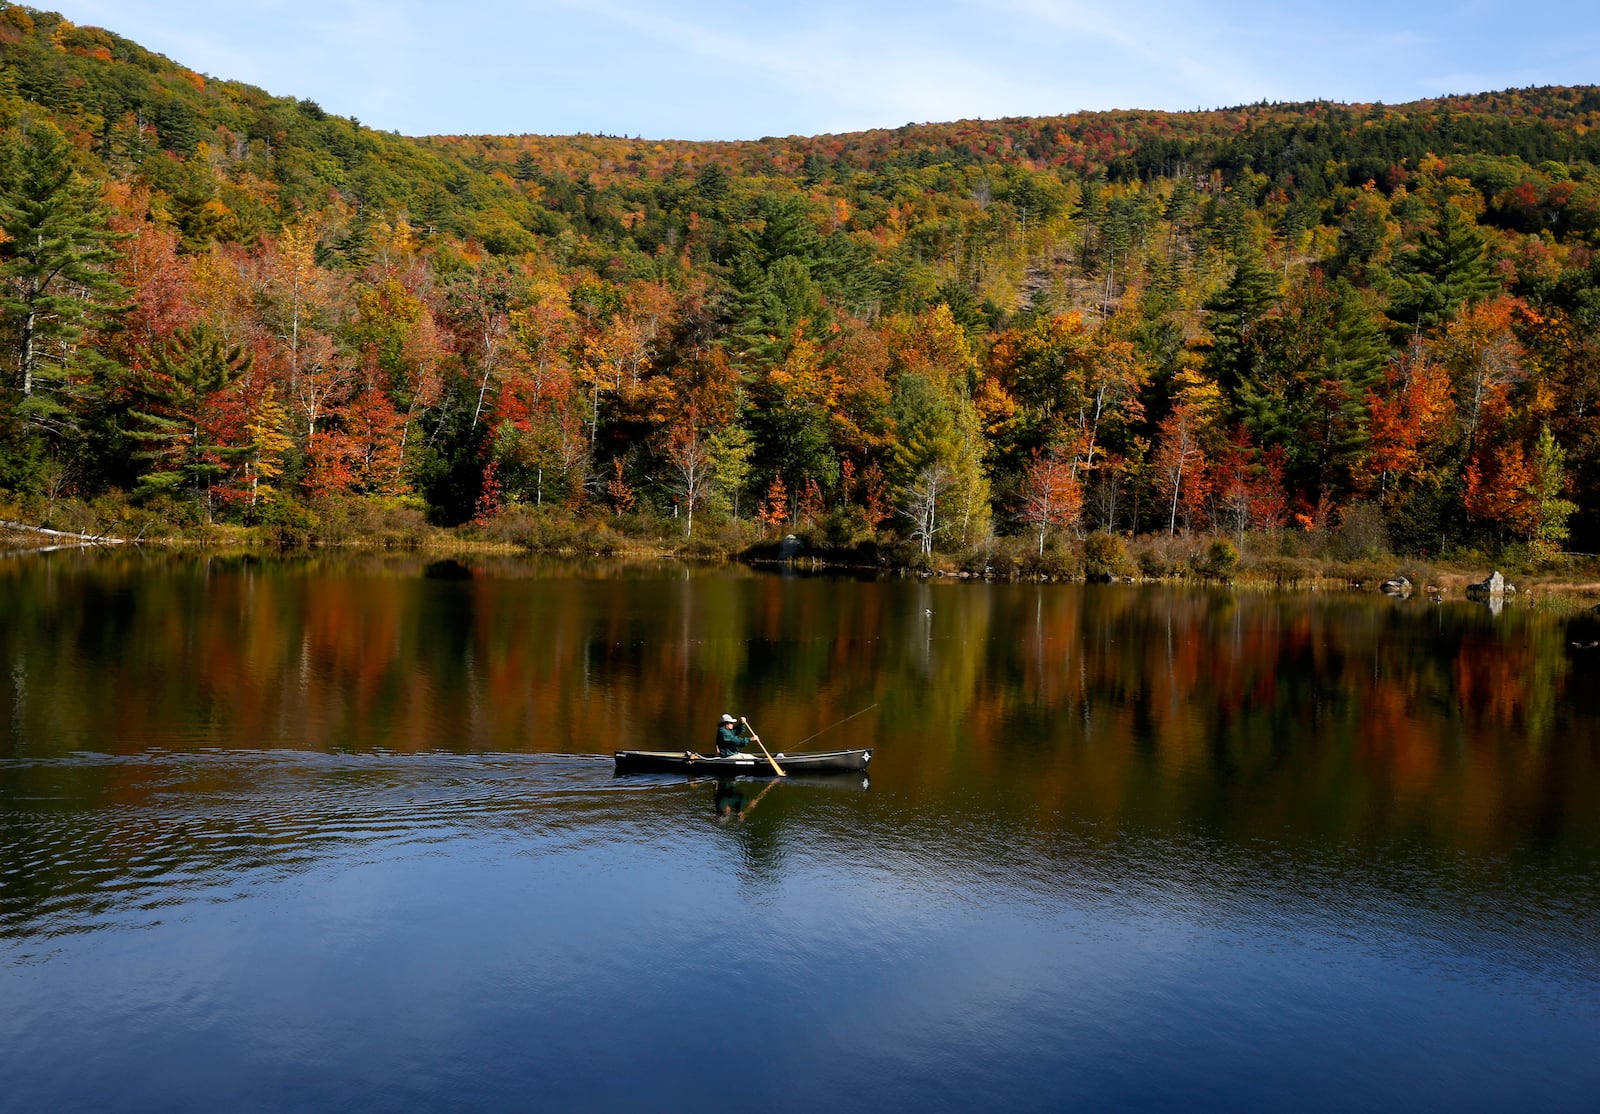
8,498,1600,611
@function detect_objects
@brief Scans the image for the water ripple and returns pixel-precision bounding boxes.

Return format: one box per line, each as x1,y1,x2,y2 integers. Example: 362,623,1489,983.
0,749,640,942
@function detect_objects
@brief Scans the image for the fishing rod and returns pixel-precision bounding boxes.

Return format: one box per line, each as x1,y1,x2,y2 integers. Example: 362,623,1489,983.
791,703,879,748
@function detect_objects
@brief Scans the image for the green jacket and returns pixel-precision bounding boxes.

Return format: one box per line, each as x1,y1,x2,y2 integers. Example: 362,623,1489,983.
715,722,750,755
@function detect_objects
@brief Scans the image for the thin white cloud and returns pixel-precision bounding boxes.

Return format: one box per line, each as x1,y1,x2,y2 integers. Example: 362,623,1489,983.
537,0,1061,131
910,1,1257,115
981,0,1158,54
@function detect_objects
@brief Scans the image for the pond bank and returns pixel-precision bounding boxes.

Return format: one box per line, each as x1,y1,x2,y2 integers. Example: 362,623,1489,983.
7,516,1600,612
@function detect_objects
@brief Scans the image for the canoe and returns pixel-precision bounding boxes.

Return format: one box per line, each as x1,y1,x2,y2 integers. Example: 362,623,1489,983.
613,747,872,775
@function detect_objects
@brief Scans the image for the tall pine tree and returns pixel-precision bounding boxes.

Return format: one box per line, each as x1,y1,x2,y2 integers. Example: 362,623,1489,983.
0,119,125,439
131,324,253,520
1387,203,1499,330
1203,248,1280,396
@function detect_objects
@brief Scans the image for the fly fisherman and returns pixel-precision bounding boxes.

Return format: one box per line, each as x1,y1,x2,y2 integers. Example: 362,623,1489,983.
714,713,752,757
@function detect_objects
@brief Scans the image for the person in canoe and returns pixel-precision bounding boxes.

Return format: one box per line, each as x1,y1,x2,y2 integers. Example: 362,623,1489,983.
714,713,753,757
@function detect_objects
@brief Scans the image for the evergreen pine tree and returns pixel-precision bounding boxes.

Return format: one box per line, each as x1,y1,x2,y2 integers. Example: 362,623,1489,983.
0,120,126,438
1387,203,1499,329
1307,281,1388,502
1203,249,1279,394
131,325,253,518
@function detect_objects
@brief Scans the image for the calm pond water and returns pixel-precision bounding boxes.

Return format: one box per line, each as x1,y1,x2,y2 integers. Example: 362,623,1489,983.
3,552,1599,1112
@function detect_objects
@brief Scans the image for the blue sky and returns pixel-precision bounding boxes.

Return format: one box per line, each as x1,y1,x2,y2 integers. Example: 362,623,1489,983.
49,1,1600,140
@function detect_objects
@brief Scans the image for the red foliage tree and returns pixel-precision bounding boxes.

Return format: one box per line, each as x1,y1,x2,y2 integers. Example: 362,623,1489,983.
1019,449,1083,554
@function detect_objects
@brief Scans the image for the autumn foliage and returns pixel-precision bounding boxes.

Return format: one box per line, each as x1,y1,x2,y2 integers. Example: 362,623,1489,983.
0,9,1597,561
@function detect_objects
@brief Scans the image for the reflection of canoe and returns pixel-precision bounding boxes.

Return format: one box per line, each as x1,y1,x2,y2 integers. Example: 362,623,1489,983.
613,748,872,775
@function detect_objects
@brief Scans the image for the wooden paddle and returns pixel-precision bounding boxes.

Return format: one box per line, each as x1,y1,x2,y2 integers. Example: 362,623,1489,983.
740,716,786,777
737,776,781,819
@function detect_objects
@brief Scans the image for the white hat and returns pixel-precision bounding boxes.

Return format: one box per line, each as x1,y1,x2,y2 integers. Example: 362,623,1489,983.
720,713,736,723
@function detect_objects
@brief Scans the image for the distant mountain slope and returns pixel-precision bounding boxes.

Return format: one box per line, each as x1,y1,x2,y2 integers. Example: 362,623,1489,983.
0,3,552,254
430,87,1600,188
3,1,1600,558
5,2,1597,230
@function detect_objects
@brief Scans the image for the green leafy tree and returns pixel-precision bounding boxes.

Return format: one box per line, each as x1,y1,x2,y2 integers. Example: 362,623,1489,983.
891,372,990,550
1529,424,1577,562
751,328,837,512
705,414,755,521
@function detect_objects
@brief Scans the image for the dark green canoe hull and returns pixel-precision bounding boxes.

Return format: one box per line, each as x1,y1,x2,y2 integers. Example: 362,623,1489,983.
613,748,872,775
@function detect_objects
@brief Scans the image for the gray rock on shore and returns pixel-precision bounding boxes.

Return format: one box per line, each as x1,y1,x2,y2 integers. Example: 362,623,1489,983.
1465,570,1515,599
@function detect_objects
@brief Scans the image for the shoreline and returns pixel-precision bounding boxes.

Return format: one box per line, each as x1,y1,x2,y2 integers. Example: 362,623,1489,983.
7,519,1600,612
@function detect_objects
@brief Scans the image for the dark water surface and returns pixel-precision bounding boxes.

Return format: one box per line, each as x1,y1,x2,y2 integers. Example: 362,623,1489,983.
3,552,1599,1112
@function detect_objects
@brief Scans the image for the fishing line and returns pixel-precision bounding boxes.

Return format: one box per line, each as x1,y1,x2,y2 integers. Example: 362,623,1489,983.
791,702,879,747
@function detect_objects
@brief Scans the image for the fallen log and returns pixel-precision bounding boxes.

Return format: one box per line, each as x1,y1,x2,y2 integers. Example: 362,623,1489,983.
0,520,127,547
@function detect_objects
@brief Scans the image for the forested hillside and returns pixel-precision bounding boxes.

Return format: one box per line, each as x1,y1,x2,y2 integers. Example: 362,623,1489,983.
4,1,1600,565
